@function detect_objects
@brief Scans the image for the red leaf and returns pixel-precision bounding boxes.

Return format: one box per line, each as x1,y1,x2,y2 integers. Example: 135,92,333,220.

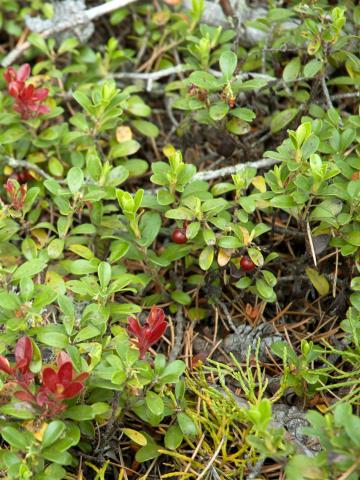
62,382,84,399
128,317,143,337
75,372,89,383
15,337,33,373
32,88,49,101
36,391,51,407
0,356,13,375
147,306,165,326
56,351,71,368
146,320,167,345
14,390,35,403
58,362,73,384
16,64,30,82
3,67,16,84
41,367,59,392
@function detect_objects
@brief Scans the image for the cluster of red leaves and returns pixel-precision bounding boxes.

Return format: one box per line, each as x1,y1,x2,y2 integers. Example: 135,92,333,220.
0,337,88,417
4,179,27,210
3,64,49,120
128,306,168,359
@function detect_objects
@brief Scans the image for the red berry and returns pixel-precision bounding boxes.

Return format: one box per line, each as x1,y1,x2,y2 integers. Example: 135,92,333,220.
240,255,256,271
171,228,187,244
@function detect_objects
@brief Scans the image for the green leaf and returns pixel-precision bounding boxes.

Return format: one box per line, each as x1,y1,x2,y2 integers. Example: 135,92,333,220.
165,207,193,220
350,277,360,291
132,120,159,138
73,91,92,112
283,57,301,82
47,239,64,259
145,391,164,416
270,108,299,133
226,118,251,135
37,332,69,348
42,421,66,449
255,279,274,300
111,140,140,158
1,426,31,450
209,102,229,121
199,246,214,271
41,447,72,465
67,167,84,193
157,189,175,205
305,268,329,296
235,277,252,289
122,429,147,446
159,360,186,383
64,405,95,421
165,425,183,450
28,32,49,55
98,262,111,289
68,244,94,260
58,37,79,55
0,291,21,310
74,325,100,342
230,107,256,122
135,443,160,462
219,51,237,79
138,211,161,247
171,290,192,305
12,259,47,281
177,413,196,436
0,126,26,144
344,231,360,246
188,71,217,89
303,59,323,78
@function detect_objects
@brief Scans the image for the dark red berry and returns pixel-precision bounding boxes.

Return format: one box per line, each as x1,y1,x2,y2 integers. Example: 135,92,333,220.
171,228,187,244
240,255,256,271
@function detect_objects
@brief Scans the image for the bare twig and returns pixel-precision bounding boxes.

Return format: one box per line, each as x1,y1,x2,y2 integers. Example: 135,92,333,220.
112,64,191,91
169,307,185,361
2,156,66,183
331,91,360,101
193,157,280,181
320,75,333,110
197,436,225,480
209,68,276,82
1,0,139,67
306,222,317,267
169,275,186,361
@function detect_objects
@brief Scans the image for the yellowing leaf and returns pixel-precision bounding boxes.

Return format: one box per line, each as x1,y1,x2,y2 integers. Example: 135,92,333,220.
217,248,233,267
252,176,266,193
24,421,48,441
116,126,133,143
68,244,94,260
163,144,176,158
28,152,46,164
45,271,66,293
305,268,329,296
316,404,329,413
31,229,48,248
122,428,147,446
238,226,250,246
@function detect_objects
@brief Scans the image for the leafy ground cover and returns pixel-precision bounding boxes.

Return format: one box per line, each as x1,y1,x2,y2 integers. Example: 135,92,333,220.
0,0,360,478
